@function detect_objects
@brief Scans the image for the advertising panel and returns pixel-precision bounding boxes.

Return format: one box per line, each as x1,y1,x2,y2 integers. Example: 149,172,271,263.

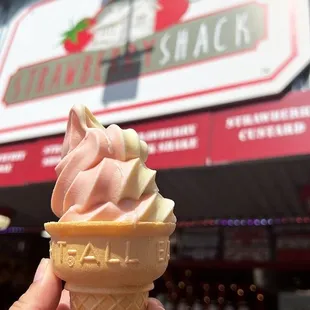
0,0,308,143
0,111,210,186
211,92,310,164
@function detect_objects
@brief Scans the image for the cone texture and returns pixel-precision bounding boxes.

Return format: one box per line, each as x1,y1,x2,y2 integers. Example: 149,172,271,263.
45,221,175,310
70,291,148,310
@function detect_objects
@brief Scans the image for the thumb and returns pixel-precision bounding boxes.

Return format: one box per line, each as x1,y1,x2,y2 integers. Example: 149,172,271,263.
10,259,62,310
148,298,165,309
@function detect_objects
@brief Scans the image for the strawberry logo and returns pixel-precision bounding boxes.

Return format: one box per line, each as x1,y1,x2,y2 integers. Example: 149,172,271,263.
62,18,95,54
155,0,189,32
61,0,189,54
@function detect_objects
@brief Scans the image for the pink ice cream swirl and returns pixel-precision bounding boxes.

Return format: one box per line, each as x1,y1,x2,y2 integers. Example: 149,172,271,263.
51,104,176,223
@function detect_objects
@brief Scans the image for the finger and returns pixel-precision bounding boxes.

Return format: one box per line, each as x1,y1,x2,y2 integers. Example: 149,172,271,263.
10,259,62,310
147,298,165,310
56,290,70,310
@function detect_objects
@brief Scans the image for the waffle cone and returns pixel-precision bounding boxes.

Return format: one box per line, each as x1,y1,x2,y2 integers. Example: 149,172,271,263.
44,221,175,310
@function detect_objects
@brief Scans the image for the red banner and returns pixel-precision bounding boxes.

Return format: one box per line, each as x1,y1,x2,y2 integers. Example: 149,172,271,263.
4,90,310,186
28,137,63,184
0,142,35,187
210,91,310,164
129,113,210,169
0,112,210,186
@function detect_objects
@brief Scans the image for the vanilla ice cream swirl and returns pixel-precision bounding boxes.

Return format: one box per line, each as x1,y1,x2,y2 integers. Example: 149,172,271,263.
51,104,176,223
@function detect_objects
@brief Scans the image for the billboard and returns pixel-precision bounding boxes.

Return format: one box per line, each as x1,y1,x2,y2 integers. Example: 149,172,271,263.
0,111,210,186
0,0,309,143
210,91,310,164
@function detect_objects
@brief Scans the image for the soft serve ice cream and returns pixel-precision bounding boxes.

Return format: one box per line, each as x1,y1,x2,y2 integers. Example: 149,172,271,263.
51,104,176,223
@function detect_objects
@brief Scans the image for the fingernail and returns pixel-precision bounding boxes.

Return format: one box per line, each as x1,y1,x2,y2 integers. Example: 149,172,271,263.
148,298,165,309
34,258,49,282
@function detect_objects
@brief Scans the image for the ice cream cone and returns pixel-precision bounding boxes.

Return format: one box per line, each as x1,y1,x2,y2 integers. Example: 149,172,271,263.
46,105,176,309
45,221,175,310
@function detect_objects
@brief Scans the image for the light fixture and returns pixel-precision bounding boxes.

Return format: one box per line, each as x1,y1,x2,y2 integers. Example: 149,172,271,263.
0,215,10,230
176,216,310,227
41,230,51,238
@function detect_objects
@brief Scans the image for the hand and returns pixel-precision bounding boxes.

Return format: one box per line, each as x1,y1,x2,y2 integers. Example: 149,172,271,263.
10,258,165,310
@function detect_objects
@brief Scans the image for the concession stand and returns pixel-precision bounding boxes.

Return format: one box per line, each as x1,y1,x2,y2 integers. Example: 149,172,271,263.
0,0,310,309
